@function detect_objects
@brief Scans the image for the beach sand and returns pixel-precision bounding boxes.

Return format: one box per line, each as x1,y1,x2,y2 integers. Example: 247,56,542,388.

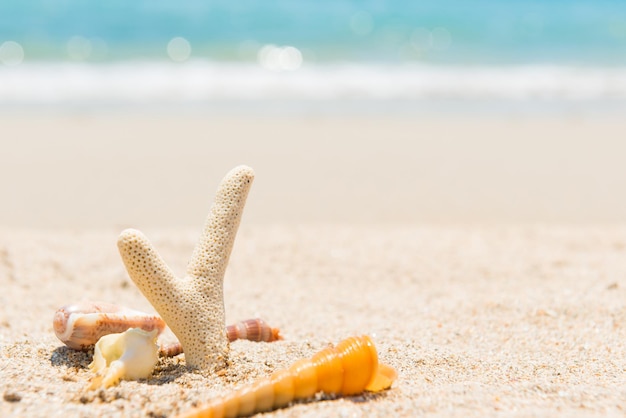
1,110,625,417
2,110,626,227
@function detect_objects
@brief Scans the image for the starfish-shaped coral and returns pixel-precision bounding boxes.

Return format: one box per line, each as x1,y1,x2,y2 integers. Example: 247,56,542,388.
116,165,254,371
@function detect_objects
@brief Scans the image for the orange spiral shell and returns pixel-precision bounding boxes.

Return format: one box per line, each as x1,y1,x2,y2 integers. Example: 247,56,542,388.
177,335,396,418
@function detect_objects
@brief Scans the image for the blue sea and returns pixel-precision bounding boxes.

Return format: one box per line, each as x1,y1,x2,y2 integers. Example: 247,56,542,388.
1,0,626,108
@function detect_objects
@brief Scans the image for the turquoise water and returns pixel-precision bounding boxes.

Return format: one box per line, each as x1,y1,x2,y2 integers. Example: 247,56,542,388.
2,0,626,64
1,0,626,104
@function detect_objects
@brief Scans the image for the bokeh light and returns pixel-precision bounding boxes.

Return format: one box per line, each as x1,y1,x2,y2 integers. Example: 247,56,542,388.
431,27,452,50
167,37,191,62
609,19,626,39
350,11,374,36
410,28,432,52
257,44,303,71
410,27,452,54
0,41,24,66
66,36,92,61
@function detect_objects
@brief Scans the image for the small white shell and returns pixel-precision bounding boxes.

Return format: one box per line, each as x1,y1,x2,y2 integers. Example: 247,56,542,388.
87,328,159,390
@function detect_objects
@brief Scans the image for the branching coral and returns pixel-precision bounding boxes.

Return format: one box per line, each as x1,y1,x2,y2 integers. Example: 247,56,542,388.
116,165,254,371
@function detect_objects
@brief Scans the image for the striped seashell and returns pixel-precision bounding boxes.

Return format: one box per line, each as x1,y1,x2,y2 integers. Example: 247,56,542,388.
53,302,282,355
160,319,283,358
53,301,166,351
176,335,397,418
226,319,282,344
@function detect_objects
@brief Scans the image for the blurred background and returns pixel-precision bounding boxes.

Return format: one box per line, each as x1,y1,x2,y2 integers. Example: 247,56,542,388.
1,0,626,227
2,0,626,105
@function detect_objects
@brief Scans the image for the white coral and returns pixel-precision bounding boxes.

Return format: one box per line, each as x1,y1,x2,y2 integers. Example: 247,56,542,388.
116,165,255,371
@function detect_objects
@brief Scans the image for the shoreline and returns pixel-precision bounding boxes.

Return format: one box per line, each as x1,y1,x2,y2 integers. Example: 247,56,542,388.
3,97,626,116
3,62,626,107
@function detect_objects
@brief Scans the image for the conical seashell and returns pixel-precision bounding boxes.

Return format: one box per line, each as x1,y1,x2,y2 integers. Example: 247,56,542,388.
177,335,396,418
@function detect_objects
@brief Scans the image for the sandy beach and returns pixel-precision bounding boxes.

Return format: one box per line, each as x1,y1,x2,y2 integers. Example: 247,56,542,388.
2,110,626,227
1,111,626,417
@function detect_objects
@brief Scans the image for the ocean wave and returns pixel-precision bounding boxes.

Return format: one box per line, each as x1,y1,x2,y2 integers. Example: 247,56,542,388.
2,61,626,104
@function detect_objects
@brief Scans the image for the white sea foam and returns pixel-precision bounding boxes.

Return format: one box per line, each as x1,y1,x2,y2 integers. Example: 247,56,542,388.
1,61,626,105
